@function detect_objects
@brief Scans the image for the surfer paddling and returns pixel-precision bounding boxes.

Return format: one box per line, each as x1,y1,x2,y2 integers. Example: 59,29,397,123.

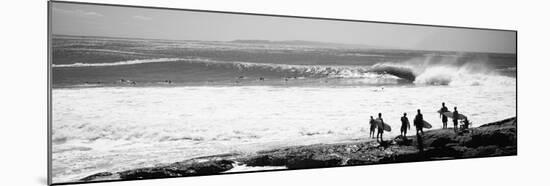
376,113,385,142
400,113,410,137
439,102,449,129
369,116,376,139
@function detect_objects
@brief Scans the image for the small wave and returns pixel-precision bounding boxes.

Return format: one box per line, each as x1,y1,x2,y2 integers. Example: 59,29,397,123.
337,53,386,57
53,146,93,153
52,58,184,68
62,48,148,55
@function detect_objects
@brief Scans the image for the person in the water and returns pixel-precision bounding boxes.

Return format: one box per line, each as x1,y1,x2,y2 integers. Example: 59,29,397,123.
369,116,376,139
400,113,410,137
439,102,449,129
376,113,385,142
414,109,424,135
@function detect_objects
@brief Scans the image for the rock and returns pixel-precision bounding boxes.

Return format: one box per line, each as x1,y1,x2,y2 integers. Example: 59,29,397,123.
242,155,286,167
430,137,455,148
79,172,114,181
466,129,516,147
286,153,342,169
185,160,234,175
346,158,372,165
118,160,234,180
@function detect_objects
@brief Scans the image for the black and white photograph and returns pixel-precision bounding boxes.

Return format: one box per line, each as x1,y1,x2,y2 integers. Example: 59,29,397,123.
48,1,516,185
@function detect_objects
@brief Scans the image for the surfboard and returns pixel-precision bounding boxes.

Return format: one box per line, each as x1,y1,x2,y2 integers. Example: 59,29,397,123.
423,120,432,129
442,111,467,120
374,119,391,132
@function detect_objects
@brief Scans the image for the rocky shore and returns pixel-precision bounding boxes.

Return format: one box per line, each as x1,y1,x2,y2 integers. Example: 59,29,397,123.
79,117,516,183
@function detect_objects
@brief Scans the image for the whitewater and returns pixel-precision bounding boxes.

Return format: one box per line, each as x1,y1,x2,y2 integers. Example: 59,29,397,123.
52,79,515,182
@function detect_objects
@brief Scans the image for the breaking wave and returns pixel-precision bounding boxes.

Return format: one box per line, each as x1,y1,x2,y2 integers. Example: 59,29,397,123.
413,63,516,86
53,57,418,82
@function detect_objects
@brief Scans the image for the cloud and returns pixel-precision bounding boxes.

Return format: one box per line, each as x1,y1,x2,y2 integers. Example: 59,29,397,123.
53,8,104,18
133,15,153,21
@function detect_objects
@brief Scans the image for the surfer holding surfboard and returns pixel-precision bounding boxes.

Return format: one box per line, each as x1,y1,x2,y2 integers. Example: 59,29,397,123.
414,109,424,135
376,113,386,142
438,104,467,132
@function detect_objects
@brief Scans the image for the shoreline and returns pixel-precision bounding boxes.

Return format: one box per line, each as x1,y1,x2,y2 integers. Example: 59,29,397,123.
73,117,517,184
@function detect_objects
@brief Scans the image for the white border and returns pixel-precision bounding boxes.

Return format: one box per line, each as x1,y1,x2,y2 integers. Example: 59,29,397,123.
1,0,547,186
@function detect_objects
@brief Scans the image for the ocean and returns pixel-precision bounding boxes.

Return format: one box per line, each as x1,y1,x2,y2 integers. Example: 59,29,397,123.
51,35,516,182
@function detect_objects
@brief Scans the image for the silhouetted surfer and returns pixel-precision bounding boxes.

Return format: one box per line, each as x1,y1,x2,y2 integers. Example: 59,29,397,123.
400,113,410,137
369,116,376,139
439,102,449,129
414,109,425,152
453,107,459,132
259,77,264,81
414,109,424,135
376,113,384,142
461,117,471,130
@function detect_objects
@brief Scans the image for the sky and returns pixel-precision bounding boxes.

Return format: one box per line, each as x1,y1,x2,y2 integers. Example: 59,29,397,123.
50,2,516,53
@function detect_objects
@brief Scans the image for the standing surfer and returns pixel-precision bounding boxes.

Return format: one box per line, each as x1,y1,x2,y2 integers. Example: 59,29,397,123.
453,107,459,132
414,109,425,152
400,113,410,137
376,113,384,142
439,102,449,129
414,109,424,135
369,116,376,139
